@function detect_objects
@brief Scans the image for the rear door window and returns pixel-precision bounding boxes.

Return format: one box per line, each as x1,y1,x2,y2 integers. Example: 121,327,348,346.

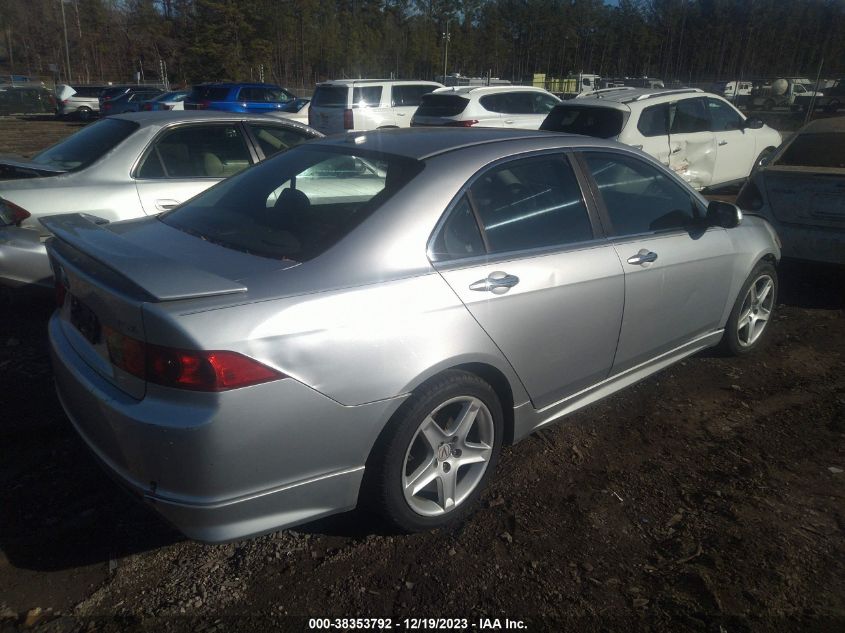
352,86,382,107
137,124,252,179
189,86,231,101
670,98,709,133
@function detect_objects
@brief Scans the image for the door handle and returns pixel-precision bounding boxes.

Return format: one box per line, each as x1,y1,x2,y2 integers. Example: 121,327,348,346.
670,147,682,154
396,112,406,116
469,271,520,294
504,119,515,124
155,199,180,212
718,140,728,146
627,249,658,265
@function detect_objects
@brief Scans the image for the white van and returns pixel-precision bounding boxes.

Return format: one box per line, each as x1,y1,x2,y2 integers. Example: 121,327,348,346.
309,79,443,134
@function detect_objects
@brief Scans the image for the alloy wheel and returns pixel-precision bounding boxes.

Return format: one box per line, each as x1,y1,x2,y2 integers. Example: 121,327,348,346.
737,274,775,347
402,396,495,516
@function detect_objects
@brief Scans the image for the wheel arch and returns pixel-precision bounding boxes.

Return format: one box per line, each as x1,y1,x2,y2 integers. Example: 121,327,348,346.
364,361,521,475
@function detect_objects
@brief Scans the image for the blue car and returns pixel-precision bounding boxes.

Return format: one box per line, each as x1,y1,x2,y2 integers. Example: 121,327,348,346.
184,83,296,114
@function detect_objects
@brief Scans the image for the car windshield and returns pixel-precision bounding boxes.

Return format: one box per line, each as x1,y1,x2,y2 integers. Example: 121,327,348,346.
775,132,845,168
30,118,139,171
540,106,625,138
161,146,423,262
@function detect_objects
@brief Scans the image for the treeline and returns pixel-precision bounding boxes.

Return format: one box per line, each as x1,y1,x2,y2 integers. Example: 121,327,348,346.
1,0,843,88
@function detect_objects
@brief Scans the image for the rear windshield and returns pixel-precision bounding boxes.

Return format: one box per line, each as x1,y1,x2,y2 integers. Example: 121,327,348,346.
189,86,231,101
100,87,128,99
30,118,139,171
415,94,469,117
161,147,423,262
312,85,348,108
72,86,106,98
540,106,625,139
775,133,845,168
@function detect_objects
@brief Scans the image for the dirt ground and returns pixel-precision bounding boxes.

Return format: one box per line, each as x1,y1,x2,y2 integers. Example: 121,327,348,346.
0,116,843,632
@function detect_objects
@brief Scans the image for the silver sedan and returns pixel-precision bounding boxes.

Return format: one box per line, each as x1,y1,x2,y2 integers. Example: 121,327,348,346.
46,128,780,542
0,111,322,288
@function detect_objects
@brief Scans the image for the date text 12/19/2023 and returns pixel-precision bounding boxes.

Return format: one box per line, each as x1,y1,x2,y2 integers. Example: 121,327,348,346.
308,617,528,630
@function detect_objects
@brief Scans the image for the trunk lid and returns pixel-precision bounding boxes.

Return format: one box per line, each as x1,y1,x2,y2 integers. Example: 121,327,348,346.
44,213,288,399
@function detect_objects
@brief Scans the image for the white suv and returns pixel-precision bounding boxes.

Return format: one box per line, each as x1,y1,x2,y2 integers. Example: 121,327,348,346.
308,80,443,134
540,88,782,190
411,85,561,129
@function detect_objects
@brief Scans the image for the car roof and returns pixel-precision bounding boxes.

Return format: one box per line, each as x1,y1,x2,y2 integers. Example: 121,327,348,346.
311,127,590,160
431,85,549,97
551,98,630,112
192,82,284,89
317,79,442,86
110,110,319,130
575,87,705,105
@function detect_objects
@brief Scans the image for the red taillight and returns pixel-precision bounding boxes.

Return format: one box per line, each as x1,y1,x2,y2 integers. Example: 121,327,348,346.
444,119,479,127
343,108,353,129
104,327,284,391
195,100,210,110
62,99,70,105
142,103,153,111
102,102,112,111
0,197,31,227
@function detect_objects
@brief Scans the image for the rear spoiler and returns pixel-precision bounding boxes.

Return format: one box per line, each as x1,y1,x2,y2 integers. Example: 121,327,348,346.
0,157,68,176
42,213,247,301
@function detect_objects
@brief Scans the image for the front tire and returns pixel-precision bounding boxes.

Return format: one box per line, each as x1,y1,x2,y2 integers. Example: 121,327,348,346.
720,262,778,355
368,370,503,532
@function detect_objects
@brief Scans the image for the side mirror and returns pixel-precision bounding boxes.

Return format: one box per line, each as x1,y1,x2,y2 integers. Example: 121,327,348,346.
707,200,742,229
744,118,764,130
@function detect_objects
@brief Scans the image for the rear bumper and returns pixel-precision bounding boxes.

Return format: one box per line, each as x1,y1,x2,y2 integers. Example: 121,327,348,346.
0,227,52,288
49,313,403,542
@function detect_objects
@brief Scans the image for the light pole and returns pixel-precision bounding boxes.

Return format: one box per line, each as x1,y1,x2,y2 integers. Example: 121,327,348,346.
442,20,450,82
59,0,72,83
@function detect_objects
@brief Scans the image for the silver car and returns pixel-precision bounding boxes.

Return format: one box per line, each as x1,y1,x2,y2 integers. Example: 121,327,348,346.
0,111,322,289
46,129,780,542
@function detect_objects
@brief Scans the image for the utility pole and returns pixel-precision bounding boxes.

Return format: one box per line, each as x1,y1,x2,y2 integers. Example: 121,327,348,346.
60,0,72,83
442,19,450,82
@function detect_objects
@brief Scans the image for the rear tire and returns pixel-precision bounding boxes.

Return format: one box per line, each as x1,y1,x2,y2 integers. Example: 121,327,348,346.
367,370,503,532
720,262,778,355
76,107,92,121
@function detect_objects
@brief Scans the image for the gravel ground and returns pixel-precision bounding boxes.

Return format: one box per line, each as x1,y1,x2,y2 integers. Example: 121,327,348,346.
0,116,843,633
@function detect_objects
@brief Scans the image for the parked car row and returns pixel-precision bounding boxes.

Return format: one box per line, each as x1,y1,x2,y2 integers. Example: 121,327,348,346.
2,72,839,545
